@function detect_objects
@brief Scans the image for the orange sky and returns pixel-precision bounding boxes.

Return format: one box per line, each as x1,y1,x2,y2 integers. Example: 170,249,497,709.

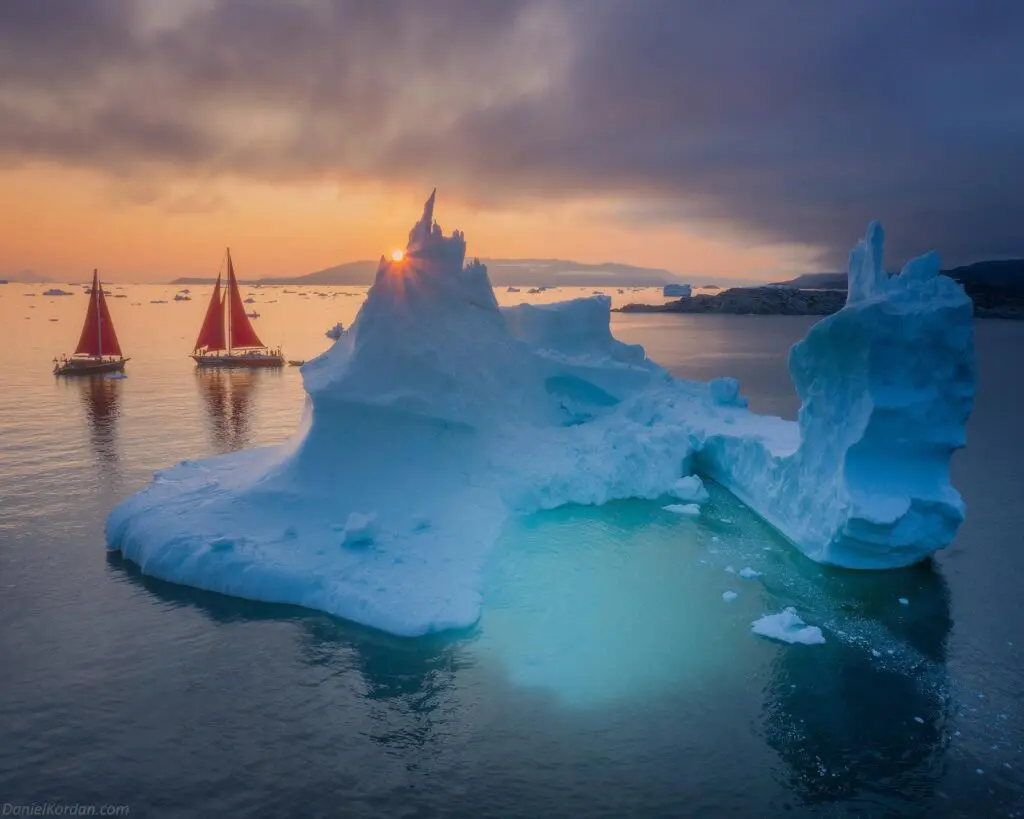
0,163,817,283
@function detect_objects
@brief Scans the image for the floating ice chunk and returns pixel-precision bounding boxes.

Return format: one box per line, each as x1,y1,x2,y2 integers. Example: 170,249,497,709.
663,504,701,517
751,608,826,645
722,590,738,602
913,716,924,724
669,475,709,503
738,567,762,579
724,565,736,574
899,597,909,606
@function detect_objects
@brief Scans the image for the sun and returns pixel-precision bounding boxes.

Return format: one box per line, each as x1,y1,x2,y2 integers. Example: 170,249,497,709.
391,249,405,262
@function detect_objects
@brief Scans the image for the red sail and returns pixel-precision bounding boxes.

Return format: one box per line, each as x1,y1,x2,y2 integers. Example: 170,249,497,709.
194,274,226,351
75,270,122,357
226,250,264,350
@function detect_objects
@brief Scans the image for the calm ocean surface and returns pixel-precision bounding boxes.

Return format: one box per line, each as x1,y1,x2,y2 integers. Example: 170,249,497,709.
1,283,1022,818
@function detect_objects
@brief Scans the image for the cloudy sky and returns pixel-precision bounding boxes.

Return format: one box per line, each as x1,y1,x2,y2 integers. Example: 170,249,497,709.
2,0,1021,281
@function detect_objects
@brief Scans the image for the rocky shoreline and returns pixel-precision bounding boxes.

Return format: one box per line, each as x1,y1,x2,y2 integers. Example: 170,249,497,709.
617,285,1023,318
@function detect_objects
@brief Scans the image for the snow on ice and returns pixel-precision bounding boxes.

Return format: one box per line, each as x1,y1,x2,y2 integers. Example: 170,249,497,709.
107,193,976,636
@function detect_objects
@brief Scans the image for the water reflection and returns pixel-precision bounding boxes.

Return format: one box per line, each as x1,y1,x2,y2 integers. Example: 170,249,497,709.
763,561,952,808
105,552,466,753
195,369,260,453
76,375,121,463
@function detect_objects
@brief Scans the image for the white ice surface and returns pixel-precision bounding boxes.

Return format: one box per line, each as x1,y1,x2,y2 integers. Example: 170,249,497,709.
107,195,976,636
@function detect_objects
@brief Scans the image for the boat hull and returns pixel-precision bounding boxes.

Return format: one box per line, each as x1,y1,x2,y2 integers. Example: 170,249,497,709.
54,357,128,376
192,352,284,369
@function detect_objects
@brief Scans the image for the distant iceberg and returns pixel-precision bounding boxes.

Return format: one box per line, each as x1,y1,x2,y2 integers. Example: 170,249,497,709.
107,193,976,636
663,283,692,297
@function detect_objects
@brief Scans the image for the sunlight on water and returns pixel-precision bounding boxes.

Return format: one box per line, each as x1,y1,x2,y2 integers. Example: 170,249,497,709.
481,493,769,708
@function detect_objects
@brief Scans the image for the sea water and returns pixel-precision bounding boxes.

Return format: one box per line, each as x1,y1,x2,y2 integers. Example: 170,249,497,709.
1,284,1022,817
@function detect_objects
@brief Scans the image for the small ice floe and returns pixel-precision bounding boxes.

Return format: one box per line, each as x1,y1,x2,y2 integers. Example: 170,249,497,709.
105,372,127,380
663,503,700,517
506,286,520,293
336,512,378,547
976,768,984,775
725,566,736,574
898,597,909,606
738,567,762,579
669,475,709,503
711,536,720,543
722,590,738,603
913,716,924,724
719,517,734,524
42,288,73,296
751,608,826,645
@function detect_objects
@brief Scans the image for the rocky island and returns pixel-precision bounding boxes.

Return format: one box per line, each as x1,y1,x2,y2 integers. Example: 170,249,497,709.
619,258,1024,319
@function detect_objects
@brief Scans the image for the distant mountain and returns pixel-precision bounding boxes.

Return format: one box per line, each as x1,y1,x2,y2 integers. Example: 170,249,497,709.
768,272,847,290
944,259,1024,289
171,257,758,289
1,269,50,283
771,260,1024,297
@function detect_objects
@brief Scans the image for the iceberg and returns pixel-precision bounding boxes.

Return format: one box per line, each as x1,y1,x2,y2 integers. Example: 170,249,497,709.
663,283,692,298
107,193,976,636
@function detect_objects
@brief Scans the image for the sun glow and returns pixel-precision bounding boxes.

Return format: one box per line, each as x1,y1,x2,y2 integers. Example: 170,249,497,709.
391,249,405,262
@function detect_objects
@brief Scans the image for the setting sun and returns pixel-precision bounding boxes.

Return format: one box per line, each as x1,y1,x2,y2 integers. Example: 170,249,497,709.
391,249,404,262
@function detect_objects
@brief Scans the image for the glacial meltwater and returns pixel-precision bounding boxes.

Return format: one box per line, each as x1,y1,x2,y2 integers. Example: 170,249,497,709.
1,285,1022,817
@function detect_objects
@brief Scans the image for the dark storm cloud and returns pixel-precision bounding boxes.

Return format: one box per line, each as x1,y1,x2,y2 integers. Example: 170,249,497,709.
2,0,1022,266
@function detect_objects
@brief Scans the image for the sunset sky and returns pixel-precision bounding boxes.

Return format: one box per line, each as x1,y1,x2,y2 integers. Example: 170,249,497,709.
2,1,1022,283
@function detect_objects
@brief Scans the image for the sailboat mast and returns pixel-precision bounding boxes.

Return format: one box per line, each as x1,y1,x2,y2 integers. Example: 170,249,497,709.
226,248,232,356
95,270,102,358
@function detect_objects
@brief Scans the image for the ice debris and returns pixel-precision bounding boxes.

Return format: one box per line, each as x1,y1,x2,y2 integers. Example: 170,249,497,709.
669,475,709,503
738,567,762,579
751,608,826,645
325,322,344,340
722,590,738,603
663,504,701,517
106,192,977,636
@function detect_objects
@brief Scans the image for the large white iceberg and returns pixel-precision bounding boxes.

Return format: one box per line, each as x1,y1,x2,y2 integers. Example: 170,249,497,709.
107,193,976,635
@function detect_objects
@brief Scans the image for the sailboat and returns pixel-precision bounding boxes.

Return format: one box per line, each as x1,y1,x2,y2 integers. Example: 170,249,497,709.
53,270,129,376
191,248,284,368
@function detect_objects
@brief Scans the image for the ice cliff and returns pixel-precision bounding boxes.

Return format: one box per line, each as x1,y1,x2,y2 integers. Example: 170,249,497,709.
107,195,976,635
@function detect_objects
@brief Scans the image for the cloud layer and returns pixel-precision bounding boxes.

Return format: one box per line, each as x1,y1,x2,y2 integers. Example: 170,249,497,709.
2,0,1022,267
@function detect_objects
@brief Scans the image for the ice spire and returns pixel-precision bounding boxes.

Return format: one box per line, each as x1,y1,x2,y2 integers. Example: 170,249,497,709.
846,221,886,304
407,188,437,251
